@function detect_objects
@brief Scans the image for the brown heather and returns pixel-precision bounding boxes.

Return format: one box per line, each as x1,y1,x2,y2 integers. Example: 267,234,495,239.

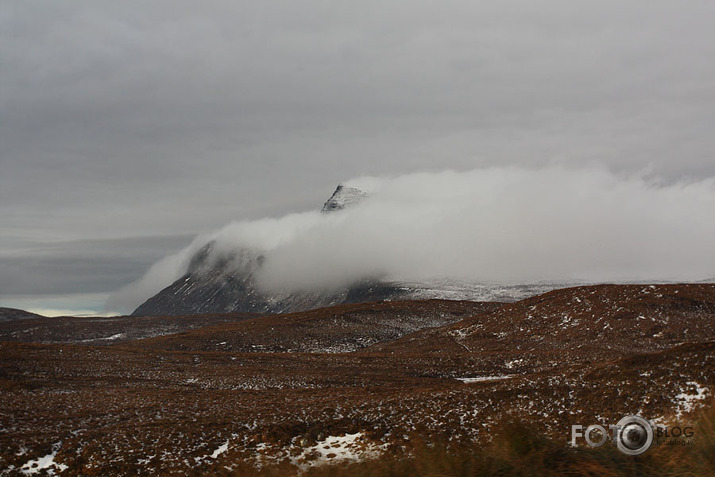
1,285,714,475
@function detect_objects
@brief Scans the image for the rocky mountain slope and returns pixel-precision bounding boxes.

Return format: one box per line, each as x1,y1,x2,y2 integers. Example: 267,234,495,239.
131,241,408,317
320,184,368,212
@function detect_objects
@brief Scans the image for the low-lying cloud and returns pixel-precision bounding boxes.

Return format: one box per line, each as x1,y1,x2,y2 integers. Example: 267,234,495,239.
107,166,715,313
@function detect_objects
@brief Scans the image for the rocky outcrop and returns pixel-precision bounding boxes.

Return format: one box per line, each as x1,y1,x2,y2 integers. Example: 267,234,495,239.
321,185,369,213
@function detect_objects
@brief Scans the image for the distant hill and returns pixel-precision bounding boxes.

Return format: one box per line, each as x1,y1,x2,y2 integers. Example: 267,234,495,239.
372,283,715,360
132,299,504,353
0,311,260,346
0,307,43,322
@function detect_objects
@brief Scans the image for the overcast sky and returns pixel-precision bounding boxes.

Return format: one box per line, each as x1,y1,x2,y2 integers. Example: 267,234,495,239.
2,1,715,315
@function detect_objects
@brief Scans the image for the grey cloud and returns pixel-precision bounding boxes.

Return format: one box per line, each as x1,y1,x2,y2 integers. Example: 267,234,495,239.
0,235,193,295
2,1,715,304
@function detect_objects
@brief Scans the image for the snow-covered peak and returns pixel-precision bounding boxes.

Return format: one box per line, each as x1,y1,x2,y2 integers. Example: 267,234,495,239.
321,185,369,213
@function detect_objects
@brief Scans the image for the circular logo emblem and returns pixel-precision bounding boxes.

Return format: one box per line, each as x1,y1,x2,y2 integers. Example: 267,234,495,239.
615,415,653,456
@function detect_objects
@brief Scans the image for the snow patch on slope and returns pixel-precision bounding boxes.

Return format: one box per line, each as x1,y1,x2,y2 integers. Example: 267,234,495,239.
20,443,67,475
675,382,709,418
292,432,385,469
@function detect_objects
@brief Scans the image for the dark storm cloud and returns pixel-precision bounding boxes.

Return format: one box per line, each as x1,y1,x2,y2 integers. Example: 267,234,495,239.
2,1,715,300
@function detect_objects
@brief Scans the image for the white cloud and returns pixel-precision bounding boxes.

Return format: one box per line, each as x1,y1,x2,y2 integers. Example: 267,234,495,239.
108,166,715,313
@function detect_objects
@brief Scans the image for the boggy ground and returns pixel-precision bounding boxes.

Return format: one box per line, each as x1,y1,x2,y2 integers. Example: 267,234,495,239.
1,285,714,476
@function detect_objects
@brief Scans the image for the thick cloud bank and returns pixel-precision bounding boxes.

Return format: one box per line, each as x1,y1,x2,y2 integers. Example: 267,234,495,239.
107,167,715,313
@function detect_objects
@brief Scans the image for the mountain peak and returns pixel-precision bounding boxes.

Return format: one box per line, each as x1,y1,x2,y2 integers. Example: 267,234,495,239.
321,185,369,213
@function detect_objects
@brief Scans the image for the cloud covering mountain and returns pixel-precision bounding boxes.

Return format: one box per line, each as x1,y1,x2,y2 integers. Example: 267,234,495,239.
107,166,715,314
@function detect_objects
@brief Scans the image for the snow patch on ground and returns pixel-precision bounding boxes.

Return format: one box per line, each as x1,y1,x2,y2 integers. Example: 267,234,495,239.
457,375,514,383
194,439,230,465
675,382,709,418
210,440,229,459
20,443,67,475
505,359,525,369
102,333,125,340
76,332,126,343
292,432,385,469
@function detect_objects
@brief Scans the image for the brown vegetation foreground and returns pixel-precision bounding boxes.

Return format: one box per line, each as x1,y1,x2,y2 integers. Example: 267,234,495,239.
255,404,715,477
1,285,714,475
